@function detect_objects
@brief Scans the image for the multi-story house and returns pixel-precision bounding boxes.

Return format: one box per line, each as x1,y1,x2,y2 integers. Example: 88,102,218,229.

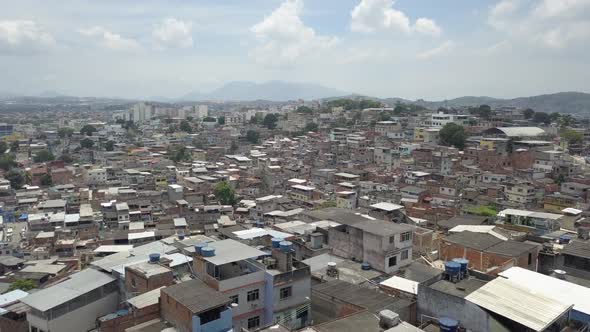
192,239,311,330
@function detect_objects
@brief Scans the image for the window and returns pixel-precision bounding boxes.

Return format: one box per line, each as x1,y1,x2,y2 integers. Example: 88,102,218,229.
247,289,259,302
388,256,397,267
131,277,136,288
389,236,395,244
400,232,412,242
280,286,292,300
248,316,260,329
230,295,239,305
528,252,532,265
401,250,409,260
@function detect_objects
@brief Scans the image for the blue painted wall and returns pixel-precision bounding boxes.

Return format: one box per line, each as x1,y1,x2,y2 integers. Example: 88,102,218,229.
192,307,233,332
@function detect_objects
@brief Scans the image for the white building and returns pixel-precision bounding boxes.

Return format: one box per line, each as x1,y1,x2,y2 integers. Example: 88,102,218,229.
22,269,118,332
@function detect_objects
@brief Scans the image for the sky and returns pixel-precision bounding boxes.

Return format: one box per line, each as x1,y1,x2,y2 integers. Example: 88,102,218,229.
0,0,589,100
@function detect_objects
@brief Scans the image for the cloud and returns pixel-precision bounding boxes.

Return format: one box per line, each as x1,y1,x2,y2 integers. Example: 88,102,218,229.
250,0,337,66
350,0,442,36
414,18,442,36
0,20,54,55
152,18,193,49
417,40,454,59
79,26,140,51
489,0,590,49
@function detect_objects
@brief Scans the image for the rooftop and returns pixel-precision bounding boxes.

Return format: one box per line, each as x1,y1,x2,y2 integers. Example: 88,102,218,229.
21,269,116,312
127,262,171,277
466,276,571,331
162,279,230,314
202,239,268,266
370,202,404,212
313,280,412,314
429,277,487,298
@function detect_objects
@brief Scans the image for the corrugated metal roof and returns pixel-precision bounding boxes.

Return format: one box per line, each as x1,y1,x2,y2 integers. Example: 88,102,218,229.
127,287,162,309
91,241,176,272
21,269,116,312
499,267,590,316
465,277,572,331
495,127,546,137
380,276,419,295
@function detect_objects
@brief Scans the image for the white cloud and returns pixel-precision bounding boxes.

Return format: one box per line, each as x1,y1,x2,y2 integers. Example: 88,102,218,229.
250,0,337,66
350,0,442,35
489,0,590,49
79,26,140,51
414,18,442,36
417,40,454,59
0,20,54,55
152,18,193,49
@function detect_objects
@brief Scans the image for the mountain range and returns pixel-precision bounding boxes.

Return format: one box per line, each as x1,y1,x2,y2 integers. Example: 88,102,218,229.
2,81,590,114
179,81,348,102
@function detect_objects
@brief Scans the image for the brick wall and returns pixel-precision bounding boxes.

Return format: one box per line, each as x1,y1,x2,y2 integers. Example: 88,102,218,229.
125,266,173,295
98,303,160,332
160,291,193,332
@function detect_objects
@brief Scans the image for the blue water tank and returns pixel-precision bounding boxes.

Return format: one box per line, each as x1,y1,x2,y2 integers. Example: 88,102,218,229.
439,317,459,332
559,235,571,244
271,238,282,248
194,242,208,256
201,247,216,257
149,253,160,263
279,241,292,253
444,261,461,276
452,258,469,272
178,233,185,240
361,262,371,270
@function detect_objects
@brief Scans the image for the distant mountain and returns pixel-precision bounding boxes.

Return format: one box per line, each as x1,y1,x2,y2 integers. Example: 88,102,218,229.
407,92,590,114
180,81,348,102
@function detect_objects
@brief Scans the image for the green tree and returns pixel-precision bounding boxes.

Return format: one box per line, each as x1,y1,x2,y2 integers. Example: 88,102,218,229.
523,108,535,119
263,114,279,130
304,122,319,132
168,145,192,162
40,173,52,186
33,150,55,163
533,112,551,124
559,114,575,128
250,114,263,124
179,120,193,133
80,124,97,136
105,140,116,151
6,169,24,189
561,129,584,145
58,127,75,138
214,181,237,205
318,200,337,209
296,106,313,114
0,155,16,171
549,112,561,123
59,154,74,164
202,116,216,122
0,141,7,155
218,116,226,125
439,123,467,149
80,138,94,149
246,130,260,144
8,279,36,292
477,105,492,119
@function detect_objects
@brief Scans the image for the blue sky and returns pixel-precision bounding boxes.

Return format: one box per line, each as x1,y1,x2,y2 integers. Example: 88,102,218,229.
0,0,589,100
